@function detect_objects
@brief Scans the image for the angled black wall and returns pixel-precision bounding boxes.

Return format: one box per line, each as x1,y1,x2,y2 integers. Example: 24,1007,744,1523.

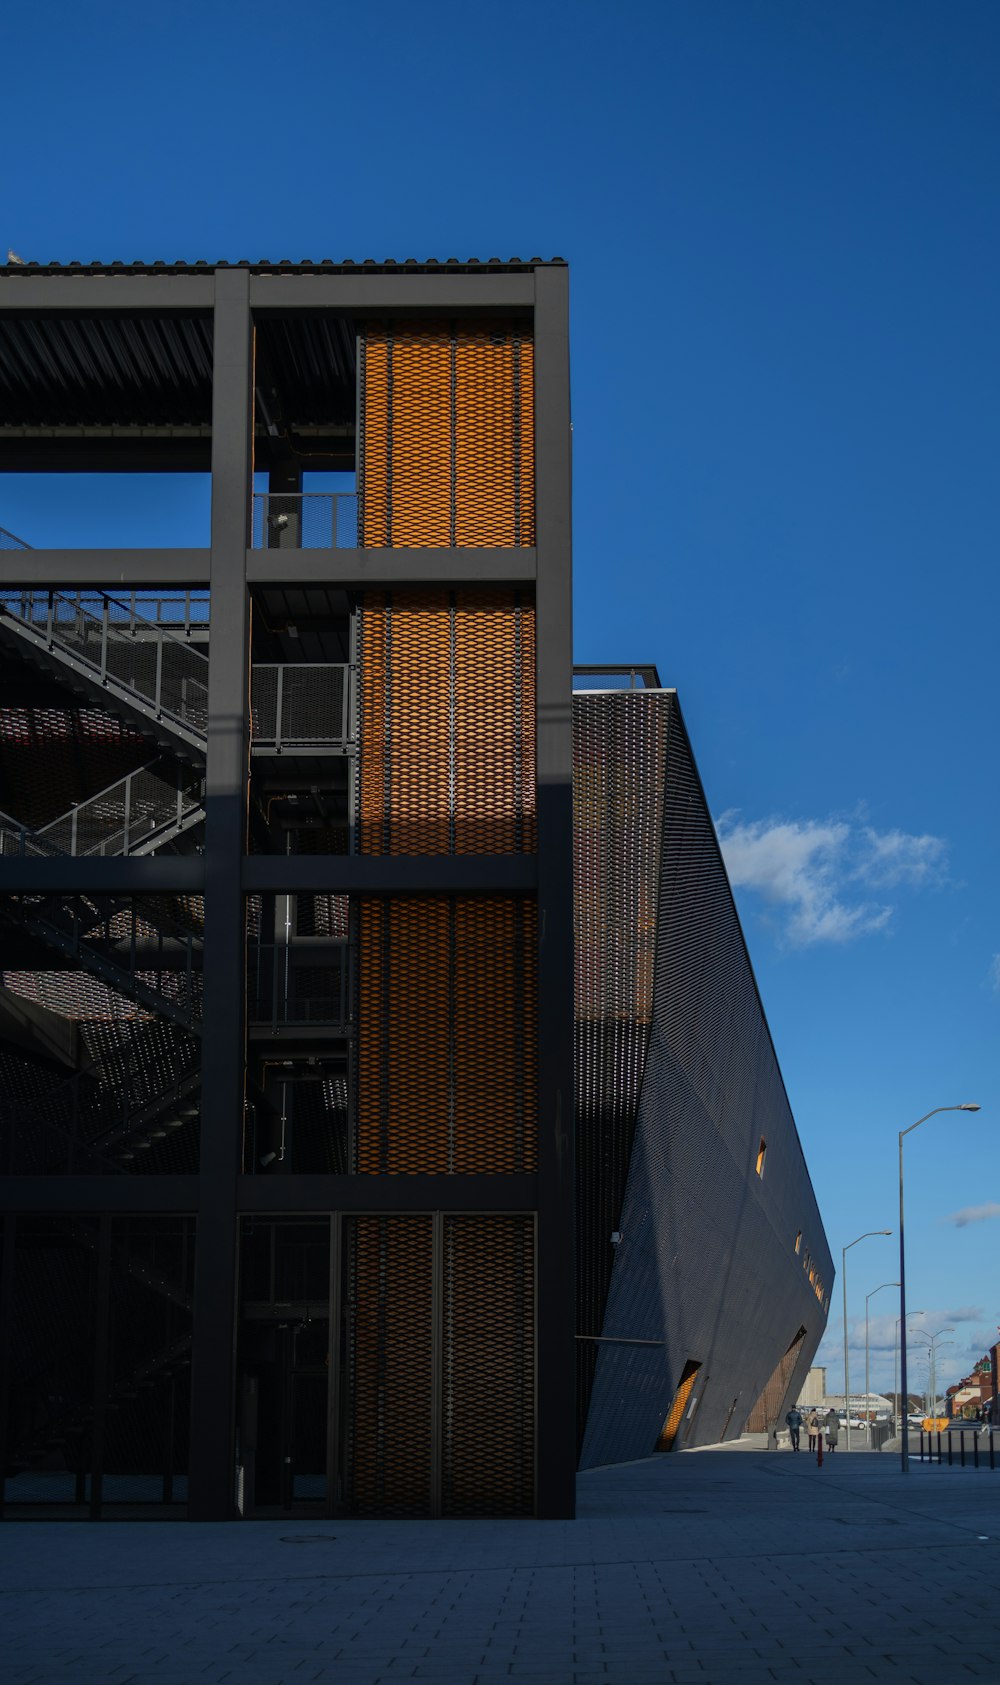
575,690,832,1467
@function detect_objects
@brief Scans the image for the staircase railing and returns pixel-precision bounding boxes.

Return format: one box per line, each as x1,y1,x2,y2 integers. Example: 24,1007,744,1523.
0,760,204,859
0,588,209,746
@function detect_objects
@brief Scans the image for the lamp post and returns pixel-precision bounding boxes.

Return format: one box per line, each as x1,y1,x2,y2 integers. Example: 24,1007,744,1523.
899,1105,980,1473
843,1231,892,1451
917,1329,955,1421
865,1281,899,1443
894,1313,924,1432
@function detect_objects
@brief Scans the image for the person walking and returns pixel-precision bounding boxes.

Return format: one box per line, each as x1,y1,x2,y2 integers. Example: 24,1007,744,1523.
825,1407,840,1452
785,1405,803,1451
807,1409,821,1452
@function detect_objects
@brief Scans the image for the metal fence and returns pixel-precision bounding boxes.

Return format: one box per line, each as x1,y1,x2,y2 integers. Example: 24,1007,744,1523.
250,664,353,750
0,588,209,741
249,944,351,1031
918,1427,997,1469
38,763,203,857
251,493,358,549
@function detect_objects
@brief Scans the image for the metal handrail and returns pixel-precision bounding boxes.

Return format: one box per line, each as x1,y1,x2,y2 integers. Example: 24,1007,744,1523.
0,587,209,742
250,663,354,750
251,491,359,550
0,762,203,858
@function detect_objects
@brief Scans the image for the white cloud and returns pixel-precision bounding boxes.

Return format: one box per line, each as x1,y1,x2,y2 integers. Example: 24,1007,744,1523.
948,1204,1000,1229
715,811,947,948
855,828,947,889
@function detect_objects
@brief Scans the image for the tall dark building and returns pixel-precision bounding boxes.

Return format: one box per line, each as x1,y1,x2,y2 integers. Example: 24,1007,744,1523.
572,671,832,1460
0,258,829,1523
0,257,573,1520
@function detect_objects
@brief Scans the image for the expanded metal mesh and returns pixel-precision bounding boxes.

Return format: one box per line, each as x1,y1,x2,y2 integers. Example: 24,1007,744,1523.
574,691,832,1468
359,323,534,548
356,896,537,1174
251,493,358,549
745,1328,808,1432
442,1215,534,1518
250,665,351,748
31,762,203,857
358,588,535,855
343,1213,536,1519
0,589,208,740
573,691,667,1444
344,1216,435,1518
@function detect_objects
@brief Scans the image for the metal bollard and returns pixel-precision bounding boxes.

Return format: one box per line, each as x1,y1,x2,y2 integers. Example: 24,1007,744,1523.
974,1432,979,1470
937,1431,942,1465
960,1431,966,1469
948,1433,953,1466
991,1431,995,1472
919,1429,925,1463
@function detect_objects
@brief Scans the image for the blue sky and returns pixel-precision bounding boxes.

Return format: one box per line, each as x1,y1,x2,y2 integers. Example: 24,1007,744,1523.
3,0,998,1402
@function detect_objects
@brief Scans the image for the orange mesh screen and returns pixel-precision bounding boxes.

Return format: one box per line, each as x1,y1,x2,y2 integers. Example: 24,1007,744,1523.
346,1215,434,1516
356,896,537,1175
656,1361,702,1452
358,588,536,857
360,323,534,548
442,1215,535,1517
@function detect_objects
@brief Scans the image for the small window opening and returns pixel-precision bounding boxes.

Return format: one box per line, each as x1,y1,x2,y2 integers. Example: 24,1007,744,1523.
756,1138,767,1177
794,1230,802,1254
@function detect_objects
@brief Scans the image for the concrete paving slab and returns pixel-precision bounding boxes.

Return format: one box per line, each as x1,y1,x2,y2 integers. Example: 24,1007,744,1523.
4,1449,1000,1683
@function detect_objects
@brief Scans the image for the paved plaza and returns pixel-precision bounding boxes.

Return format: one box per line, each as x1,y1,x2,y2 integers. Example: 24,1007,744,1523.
4,1445,1000,1685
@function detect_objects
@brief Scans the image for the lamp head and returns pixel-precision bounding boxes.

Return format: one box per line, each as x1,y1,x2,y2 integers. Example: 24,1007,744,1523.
959,1103,981,1112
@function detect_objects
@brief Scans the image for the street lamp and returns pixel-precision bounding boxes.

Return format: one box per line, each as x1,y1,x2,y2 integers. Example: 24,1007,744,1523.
865,1281,899,1443
843,1231,892,1451
912,1328,955,1421
899,1104,981,1473
894,1313,924,1431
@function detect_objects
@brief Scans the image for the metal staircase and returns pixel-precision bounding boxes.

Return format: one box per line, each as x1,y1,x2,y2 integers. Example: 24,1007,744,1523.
0,587,208,761
0,890,202,1032
0,758,204,860
3,1015,202,1173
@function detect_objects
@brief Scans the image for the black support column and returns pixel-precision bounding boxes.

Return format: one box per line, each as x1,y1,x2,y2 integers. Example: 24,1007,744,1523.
533,264,576,1517
188,268,254,1520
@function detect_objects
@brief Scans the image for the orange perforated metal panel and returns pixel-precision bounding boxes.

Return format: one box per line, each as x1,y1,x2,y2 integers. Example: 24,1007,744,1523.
359,323,534,548
442,1215,535,1517
656,1360,701,1452
745,1327,807,1432
345,1215,434,1517
358,588,536,857
356,897,537,1175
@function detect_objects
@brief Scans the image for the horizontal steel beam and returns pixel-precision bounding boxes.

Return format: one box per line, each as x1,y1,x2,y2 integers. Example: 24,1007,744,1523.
249,274,534,313
0,277,216,313
243,855,538,893
0,857,205,893
0,1176,199,1212
237,1174,539,1211
0,1174,538,1214
246,547,536,585
0,549,212,587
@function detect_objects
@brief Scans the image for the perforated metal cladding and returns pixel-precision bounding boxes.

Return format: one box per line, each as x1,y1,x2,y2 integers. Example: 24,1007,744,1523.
745,1328,807,1431
573,693,666,1445
576,692,832,1469
358,589,536,856
356,897,537,1174
442,1216,534,1518
344,1216,434,1518
359,323,534,548
343,1214,535,1518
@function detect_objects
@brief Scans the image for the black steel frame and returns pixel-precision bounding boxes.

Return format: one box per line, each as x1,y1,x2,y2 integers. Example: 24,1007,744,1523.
0,261,575,1521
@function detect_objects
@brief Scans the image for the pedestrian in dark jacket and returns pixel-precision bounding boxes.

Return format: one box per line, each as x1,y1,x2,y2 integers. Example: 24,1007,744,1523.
785,1406,803,1451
